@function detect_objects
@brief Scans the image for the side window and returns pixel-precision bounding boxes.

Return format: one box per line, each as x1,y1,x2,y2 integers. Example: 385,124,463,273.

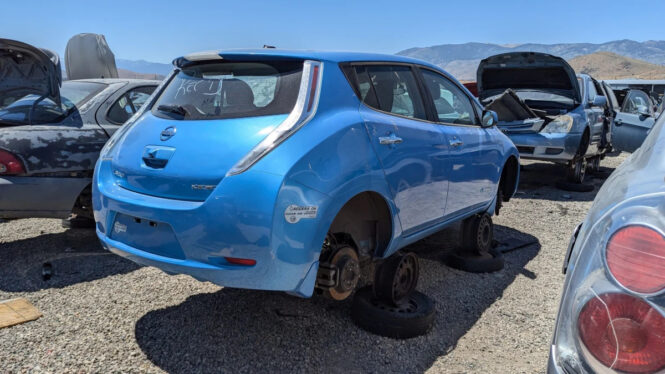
353,65,427,120
623,91,651,115
107,86,156,124
587,80,598,101
420,69,477,125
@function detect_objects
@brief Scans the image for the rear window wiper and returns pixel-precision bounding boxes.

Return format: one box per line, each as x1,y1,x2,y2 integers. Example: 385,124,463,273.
157,104,189,116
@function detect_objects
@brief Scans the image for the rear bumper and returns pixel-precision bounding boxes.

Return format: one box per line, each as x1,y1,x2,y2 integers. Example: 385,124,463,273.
501,132,582,163
0,176,89,218
93,160,329,296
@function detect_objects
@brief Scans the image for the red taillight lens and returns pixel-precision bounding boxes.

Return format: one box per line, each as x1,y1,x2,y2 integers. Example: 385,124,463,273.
224,257,256,266
0,149,25,175
578,293,665,373
606,225,665,294
306,65,319,112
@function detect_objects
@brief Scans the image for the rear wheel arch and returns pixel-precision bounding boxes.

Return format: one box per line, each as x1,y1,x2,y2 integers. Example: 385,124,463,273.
327,191,393,260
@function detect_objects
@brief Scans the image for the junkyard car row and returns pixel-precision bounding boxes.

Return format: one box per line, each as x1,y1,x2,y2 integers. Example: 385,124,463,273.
1,35,663,372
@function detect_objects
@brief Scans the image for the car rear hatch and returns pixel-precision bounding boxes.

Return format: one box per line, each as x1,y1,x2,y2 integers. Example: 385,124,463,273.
110,56,308,201
0,38,61,112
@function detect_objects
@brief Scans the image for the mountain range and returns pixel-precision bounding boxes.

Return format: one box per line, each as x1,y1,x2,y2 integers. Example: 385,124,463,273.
397,40,665,80
111,40,665,82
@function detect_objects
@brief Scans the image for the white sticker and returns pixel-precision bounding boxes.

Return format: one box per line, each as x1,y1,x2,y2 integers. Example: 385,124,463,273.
114,222,127,234
284,205,318,224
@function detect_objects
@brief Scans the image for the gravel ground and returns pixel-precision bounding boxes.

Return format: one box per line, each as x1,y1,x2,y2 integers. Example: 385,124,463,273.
0,154,627,373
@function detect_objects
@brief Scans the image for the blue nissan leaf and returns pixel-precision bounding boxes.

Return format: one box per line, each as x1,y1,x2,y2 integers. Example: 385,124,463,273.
93,50,520,301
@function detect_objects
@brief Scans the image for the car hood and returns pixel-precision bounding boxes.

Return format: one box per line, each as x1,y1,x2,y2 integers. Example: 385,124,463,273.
0,38,62,108
477,52,581,104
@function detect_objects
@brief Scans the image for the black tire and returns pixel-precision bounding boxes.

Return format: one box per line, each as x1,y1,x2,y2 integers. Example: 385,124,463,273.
461,213,494,253
373,252,420,305
351,286,435,339
62,215,96,229
588,157,601,173
555,181,594,192
566,157,586,184
445,248,504,273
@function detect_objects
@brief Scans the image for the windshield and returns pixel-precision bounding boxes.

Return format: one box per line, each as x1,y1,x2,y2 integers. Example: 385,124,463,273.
152,60,303,120
0,81,107,125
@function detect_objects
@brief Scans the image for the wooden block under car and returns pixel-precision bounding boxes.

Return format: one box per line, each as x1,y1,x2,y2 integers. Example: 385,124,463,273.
0,298,42,328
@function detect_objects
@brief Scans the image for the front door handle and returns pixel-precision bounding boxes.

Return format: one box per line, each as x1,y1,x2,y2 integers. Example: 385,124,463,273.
449,139,464,147
379,134,403,145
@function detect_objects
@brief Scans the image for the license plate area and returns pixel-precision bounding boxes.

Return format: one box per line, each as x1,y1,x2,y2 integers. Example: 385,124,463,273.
110,212,186,260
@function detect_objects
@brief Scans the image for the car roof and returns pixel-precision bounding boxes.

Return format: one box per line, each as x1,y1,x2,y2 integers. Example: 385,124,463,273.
66,78,161,85
176,49,440,69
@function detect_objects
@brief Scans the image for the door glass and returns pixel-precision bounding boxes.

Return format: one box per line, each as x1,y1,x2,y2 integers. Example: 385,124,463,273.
107,95,134,124
623,91,651,115
108,86,156,124
420,69,477,125
354,65,427,120
127,86,155,111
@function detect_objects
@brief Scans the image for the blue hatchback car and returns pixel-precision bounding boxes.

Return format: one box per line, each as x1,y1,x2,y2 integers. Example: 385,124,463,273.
93,50,519,300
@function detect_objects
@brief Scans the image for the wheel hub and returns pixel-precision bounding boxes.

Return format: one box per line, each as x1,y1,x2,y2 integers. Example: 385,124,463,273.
319,246,360,301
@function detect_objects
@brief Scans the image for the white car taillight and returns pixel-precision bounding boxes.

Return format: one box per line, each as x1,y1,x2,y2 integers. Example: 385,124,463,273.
552,194,665,373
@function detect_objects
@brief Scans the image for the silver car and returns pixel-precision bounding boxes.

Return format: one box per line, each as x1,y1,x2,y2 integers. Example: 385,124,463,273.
549,112,665,373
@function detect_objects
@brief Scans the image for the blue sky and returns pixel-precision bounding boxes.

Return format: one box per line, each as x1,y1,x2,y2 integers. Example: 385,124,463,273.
1,0,661,63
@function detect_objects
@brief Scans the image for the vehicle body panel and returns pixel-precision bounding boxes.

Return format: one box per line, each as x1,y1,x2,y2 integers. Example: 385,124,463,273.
93,50,519,297
611,89,657,153
548,113,665,372
0,79,159,218
478,52,609,164
0,38,61,107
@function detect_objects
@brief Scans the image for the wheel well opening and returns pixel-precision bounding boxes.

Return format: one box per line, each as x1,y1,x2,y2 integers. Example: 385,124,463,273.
500,156,518,202
328,191,392,260
579,128,591,156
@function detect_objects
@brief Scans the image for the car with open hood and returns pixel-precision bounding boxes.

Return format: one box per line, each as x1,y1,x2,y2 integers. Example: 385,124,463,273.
549,108,665,373
0,38,159,223
478,52,611,184
93,49,520,304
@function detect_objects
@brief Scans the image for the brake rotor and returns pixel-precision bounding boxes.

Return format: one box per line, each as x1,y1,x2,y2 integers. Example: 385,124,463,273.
325,246,360,301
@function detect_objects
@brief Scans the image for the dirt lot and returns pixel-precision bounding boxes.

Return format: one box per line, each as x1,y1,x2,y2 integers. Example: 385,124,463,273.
0,154,627,373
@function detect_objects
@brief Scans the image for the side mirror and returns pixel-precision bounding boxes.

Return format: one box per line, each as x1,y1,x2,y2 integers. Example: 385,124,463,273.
638,106,652,117
482,110,498,128
591,96,607,107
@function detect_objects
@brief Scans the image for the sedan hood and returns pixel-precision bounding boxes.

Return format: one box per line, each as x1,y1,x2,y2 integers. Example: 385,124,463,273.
0,38,62,108
477,52,581,104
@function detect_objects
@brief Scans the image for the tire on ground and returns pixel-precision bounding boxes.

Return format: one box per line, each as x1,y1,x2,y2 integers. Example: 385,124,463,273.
445,247,505,273
351,286,435,339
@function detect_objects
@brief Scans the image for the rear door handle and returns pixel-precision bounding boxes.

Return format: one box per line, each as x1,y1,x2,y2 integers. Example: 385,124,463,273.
449,139,463,147
379,134,403,145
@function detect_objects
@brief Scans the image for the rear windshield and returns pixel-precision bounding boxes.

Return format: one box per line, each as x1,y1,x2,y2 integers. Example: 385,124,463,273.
152,61,303,120
0,81,107,125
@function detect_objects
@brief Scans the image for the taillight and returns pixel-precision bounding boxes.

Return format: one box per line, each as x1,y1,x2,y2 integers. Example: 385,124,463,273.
224,257,256,266
606,225,665,294
306,65,320,112
0,150,25,175
578,293,665,373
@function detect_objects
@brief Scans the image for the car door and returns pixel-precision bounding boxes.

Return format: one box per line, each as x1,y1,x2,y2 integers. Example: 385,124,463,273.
612,89,656,153
353,64,449,234
95,85,157,136
418,67,496,216
585,78,606,146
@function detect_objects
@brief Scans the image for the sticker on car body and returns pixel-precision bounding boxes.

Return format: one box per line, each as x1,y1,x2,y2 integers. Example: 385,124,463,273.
113,222,127,234
284,205,318,223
